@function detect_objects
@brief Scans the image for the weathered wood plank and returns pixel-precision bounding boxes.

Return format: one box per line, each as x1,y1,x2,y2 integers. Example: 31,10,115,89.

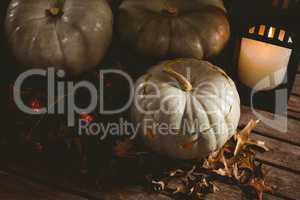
240,106,300,146
288,95,300,113
0,163,105,199
102,183,284,200
252,133,300,174
205,184,246,200
288,94,300,120
287,109,300,120
102,187,173,200
100,107,300,199
1,160,284,200
292,74,300,95
265,167,300,200
0,171,87,200
2,105,300,199
289,65,300,116
207,186,283,200
206,181,284,200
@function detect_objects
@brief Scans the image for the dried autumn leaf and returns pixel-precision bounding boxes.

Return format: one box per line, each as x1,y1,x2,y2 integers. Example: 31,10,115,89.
237,150,256,171
223,140,235,155
186,166,197,177
203,148,225,170
253,163,271,180
233,163,242,180
203,148,233,177
167,179,188,194
168,171,193,191
248,163,273,200
234,120,269,156
213,168,231,177
144,120,273,200
148,166,220,199
169,169,185,177
211,183,220,193
113,139,134,157
152,180,166,192
193,178,219,198
233,163,253,184
203,120,270,181
249,177,273,200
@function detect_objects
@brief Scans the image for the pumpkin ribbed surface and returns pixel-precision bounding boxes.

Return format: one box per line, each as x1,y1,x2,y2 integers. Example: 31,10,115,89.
131,59,240,160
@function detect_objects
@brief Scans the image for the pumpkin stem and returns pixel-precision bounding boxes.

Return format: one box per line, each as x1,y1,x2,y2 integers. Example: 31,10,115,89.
46,2,64,18
163,67,193,92
163,6,178,16
49,7,61,16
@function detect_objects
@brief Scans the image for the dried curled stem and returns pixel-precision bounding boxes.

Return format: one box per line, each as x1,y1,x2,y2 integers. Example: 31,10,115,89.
163,67,193,92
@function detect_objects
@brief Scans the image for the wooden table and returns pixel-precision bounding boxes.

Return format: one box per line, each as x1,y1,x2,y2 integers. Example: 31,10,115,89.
1,69,300,200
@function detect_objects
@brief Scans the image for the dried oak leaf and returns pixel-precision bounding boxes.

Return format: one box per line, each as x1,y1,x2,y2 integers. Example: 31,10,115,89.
237,149,256,171
234,120,269,156
167,166,196,194
248,163,274,200
168,171,217,197
151,180,166,192
203,149,225,170
203,149,232,177
232,150,256,183
249,177,273,200
169,169,185,177
149,174,188,195
192,178,219,199
167,178,188,194
223,139,236,156
149,166,219,199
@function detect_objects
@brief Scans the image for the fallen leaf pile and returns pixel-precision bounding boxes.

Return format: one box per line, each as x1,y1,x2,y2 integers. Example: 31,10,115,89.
203,120,274,199
147,166,219,199
113,120,275,200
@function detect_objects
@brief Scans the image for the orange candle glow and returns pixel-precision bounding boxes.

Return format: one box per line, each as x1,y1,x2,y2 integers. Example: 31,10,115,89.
238,26,293,91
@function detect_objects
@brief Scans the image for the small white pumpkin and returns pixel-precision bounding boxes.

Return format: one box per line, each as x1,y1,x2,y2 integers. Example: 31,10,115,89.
131,58,240,160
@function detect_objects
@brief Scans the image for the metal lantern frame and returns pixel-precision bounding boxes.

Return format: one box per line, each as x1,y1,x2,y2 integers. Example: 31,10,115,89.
230,0,300,113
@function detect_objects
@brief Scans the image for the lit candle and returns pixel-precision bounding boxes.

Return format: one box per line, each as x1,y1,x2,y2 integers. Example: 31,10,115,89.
238,26,292,91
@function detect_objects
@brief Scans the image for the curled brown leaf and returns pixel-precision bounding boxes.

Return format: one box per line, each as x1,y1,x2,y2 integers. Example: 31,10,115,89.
234,120,269,156
249,177,273,200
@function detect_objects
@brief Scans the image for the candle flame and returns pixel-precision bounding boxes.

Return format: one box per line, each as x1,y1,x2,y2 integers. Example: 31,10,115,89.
248,26,255,34
278,30,285,41
268,27,275,38
258,25,266,36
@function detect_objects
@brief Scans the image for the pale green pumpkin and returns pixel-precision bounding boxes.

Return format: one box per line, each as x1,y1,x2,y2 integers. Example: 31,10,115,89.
131,59,240,160
5,0,113,76
117,0,230,60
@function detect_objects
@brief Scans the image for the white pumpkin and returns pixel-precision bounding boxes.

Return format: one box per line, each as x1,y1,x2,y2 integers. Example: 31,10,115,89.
131,58,240,160
5,0,113,76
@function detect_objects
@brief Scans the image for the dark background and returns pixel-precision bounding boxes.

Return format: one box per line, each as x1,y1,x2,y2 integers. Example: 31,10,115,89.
1,0,15,84
2,0,300,144
0,0,234,182
2,0,300,128
1,0,300,193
